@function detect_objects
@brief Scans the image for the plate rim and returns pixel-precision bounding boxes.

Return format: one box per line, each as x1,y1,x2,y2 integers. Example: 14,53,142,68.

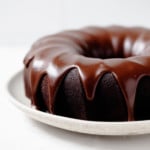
7,70,150,136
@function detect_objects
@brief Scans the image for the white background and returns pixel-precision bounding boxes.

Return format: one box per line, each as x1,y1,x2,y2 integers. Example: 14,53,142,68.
0,0,150,46
1,0,150,149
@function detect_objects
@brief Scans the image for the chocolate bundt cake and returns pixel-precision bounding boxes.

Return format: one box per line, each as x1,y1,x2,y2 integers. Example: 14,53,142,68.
24,26,150,121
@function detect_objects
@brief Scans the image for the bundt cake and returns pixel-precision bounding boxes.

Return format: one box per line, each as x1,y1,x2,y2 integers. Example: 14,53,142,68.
23,26,150,121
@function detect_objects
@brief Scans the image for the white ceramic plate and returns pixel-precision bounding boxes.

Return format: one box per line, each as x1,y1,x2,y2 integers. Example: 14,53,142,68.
7,70,150,136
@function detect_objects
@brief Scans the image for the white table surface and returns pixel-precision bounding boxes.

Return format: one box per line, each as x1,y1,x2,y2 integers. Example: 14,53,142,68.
1,47,150,150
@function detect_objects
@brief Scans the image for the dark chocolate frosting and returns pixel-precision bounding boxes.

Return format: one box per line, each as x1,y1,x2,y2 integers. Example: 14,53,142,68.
24,26,150,121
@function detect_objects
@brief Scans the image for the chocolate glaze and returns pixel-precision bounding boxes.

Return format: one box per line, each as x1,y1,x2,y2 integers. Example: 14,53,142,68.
24,26,150,121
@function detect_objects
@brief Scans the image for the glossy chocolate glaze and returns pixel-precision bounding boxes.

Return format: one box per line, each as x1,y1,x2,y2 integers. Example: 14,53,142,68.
24,26,150,121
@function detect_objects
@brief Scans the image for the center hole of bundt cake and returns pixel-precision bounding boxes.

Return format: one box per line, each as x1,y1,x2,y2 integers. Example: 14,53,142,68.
84,39,140,59
84,42,125,59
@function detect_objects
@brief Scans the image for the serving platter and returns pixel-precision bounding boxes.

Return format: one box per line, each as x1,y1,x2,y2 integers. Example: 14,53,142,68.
7,70,150,135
